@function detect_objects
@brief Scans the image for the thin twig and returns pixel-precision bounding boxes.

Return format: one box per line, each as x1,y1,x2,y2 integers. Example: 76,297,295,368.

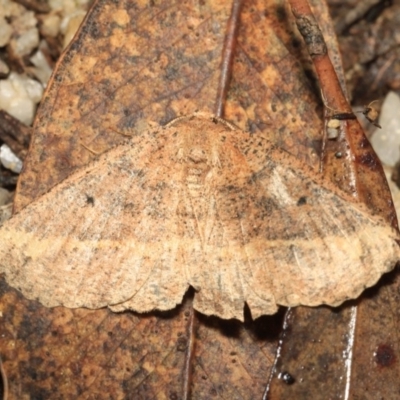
182,304,196,400
0,110,31,160
288,0,352,115
214,0,244,118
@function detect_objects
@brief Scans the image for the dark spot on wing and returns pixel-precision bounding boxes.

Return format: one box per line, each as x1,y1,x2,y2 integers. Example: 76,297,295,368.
85,195,95,206
297,196,307,206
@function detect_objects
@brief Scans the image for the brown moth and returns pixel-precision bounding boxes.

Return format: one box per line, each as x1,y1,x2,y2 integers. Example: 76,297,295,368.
0,113,399,321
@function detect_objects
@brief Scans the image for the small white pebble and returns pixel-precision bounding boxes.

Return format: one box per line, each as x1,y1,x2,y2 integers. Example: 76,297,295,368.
61,10,86,48
0,72,43,125
40,13,61,37
30,48,53,85
47,0,89,47
24,74,45,102
49,0,77,14
4,6,39,56
0,17,13,47
10,26,40,57
0,144,23,173
326,119,340,139
371,92,400,166
327,119,340,129
0,0,25,20
8,97,35,125
0,79,14,100
0,58,9,76
327,127,339,140
384,166,400,221
76,0,91,7
10,9,37,31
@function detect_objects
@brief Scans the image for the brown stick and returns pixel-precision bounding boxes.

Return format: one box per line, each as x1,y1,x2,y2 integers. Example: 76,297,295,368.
0,110,31,160
214,0,244,118
288,0,352,115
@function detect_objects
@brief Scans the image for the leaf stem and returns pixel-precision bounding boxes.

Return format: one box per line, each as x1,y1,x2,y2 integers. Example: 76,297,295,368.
214,0,244,118
288,0,352,115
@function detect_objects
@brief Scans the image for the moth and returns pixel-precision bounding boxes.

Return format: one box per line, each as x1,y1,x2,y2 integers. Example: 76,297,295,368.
0,113,398,321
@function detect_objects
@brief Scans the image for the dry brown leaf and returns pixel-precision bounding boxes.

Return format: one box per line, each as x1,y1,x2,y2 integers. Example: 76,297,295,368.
2,0,397,397
0,114,399,321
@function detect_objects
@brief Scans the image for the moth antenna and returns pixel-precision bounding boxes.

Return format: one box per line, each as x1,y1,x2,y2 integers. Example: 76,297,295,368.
106,126,132,137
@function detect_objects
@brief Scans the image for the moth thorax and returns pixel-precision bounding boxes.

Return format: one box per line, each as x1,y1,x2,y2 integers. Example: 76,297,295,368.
185,150,212,197
188,147,208,163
